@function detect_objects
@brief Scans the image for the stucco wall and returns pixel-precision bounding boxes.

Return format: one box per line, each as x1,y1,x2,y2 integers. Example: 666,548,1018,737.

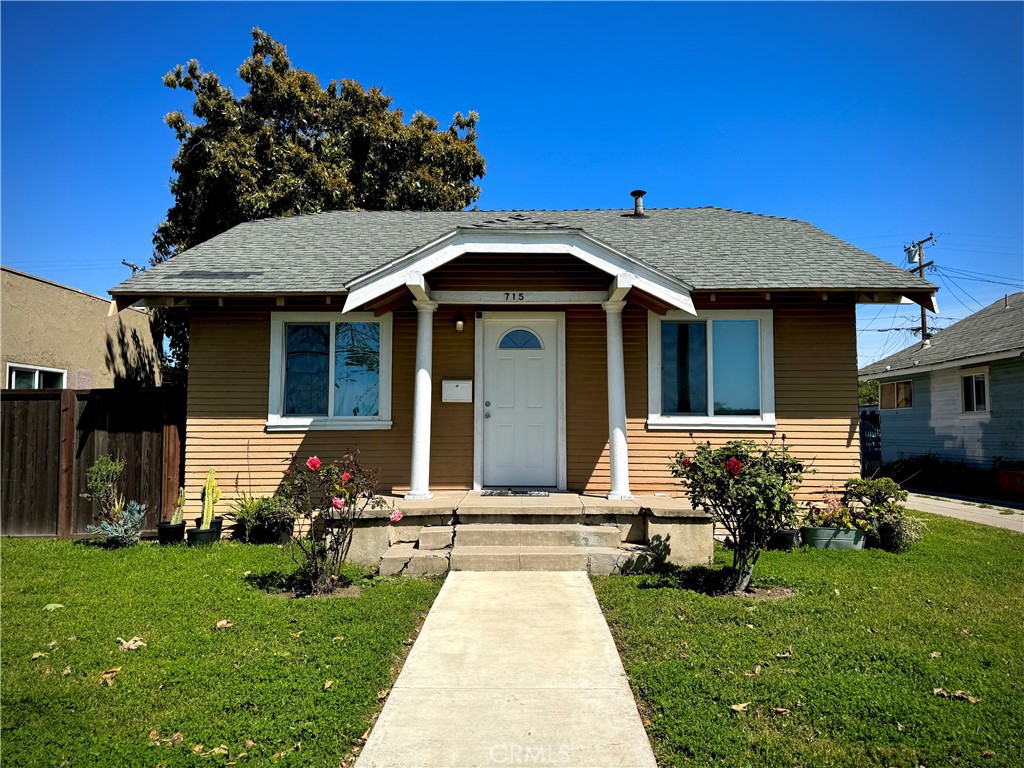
878,357,1024,466
0,267,161,388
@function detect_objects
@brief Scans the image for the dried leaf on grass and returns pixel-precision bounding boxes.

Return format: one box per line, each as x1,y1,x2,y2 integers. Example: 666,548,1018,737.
744,665,762,677
775,647,793,658
31,652,48,661
100,667,122,686
930,651,942,658
323,680,333,691
62,665,71,677
43,603,65,612
215,619,234,630
729,702,750,713
117,636,146,652
771,707,791,716
148,730,160,741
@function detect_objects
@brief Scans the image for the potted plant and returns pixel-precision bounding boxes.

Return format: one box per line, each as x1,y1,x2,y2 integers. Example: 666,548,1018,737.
232,493,294,543
187,468,222,546
801,487,869,550
768,524,802,551
157,487,187,545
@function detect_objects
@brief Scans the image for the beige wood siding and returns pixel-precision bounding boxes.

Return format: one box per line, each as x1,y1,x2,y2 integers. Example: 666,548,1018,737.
184,286,859,509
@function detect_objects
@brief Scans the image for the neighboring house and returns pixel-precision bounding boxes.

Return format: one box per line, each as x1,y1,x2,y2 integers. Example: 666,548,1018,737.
1,266,161,389
859,292,1024,467
108,198,935,566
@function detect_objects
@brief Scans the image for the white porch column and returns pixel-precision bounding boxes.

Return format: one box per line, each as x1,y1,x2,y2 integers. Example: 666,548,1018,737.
602,300,633,500
405,300,438,500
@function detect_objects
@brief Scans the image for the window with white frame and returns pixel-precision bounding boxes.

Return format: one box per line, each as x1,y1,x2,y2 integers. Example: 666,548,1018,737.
647,310,775,429
268,312,393,430
6,364,66,390
961,370,988,413
879,380,913,410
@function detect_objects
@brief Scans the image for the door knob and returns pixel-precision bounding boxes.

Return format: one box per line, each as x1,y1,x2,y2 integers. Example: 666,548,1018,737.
484,412,491,419
485,401,491,407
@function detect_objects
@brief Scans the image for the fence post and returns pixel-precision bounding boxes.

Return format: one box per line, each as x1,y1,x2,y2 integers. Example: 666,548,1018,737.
56,389,76,539
160,390,184,522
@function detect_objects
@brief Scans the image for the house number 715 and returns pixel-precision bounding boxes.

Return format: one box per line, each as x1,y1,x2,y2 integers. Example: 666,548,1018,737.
504,292,525,301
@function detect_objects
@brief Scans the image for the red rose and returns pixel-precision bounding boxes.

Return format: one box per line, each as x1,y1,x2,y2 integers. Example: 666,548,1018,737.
726,458,742,476
341,472,352,483
331,497,344,510
306,456,321,472
682,458,692,469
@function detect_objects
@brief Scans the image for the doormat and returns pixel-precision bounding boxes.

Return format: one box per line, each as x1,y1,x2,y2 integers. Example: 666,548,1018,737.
480,490,550,497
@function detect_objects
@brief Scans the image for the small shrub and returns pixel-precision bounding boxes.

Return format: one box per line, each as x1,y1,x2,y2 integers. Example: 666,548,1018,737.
671,437,805,594
85,501,146,548
80,455,126,524
233,494,294,543
842,477,924,552
278,450,385,595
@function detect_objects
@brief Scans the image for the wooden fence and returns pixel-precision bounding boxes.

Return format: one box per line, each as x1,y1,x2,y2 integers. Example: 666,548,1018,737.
1,388,185,538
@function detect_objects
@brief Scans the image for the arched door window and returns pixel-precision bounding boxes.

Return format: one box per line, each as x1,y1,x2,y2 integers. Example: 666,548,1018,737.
498,329,543,350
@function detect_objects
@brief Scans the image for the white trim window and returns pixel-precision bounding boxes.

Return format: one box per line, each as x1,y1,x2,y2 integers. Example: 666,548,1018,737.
647,310,775,430
6,363,66,390
879,379,913,410
267,312,393,431
961,369,988,414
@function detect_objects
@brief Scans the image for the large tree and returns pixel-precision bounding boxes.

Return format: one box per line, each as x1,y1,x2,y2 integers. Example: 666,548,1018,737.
151,28,485,373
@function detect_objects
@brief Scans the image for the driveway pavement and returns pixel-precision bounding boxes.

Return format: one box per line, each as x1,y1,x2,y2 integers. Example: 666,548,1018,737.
905,492,1024,532
356,571,657,768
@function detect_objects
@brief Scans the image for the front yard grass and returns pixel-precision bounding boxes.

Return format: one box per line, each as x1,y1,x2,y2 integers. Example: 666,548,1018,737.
594,513,1023,767
0,539,441,767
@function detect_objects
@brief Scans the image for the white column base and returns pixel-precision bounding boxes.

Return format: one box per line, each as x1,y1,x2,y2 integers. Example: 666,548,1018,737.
403,491,434,501
606,491,636,501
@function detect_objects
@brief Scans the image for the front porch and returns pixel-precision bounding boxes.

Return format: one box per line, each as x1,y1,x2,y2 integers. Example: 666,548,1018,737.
347,492,714,574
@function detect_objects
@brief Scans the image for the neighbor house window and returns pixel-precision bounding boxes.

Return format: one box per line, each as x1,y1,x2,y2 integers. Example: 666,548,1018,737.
879,380,913,410
6,364,66,390
647,310,775,429
961,371,988,413
268,312,392,430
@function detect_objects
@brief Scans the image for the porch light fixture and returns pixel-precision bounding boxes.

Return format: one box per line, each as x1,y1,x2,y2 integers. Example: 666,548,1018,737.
455,316,465,333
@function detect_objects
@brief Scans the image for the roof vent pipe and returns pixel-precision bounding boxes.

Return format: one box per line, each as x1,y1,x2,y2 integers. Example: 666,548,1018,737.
630,189,646,217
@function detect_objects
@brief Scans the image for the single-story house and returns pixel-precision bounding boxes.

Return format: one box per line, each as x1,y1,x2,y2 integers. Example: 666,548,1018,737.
859,291,1024,468
109,196,936,570
2,266,161,389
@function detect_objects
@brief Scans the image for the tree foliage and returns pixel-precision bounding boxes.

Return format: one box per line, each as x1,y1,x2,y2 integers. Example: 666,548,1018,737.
151,28,486,371
858,379,879,406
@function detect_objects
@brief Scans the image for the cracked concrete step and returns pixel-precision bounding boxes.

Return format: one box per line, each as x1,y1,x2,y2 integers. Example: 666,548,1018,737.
450,523,622,548
380,543,450,577
449,544,653,574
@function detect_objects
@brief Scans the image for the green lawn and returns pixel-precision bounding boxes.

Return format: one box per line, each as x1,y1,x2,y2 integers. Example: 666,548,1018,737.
0,539,441,767
593,513,1023,768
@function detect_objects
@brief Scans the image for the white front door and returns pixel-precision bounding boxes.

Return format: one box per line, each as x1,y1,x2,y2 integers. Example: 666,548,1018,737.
481,315,560,487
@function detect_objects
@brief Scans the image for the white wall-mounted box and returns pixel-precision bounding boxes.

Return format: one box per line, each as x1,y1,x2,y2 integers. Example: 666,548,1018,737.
442,379,473,403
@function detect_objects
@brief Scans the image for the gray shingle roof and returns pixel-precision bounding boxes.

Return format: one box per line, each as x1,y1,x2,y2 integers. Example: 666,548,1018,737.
860,292,1024,377
110,207,935,297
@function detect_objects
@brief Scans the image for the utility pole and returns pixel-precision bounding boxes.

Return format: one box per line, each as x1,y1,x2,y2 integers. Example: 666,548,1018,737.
904,233,935,346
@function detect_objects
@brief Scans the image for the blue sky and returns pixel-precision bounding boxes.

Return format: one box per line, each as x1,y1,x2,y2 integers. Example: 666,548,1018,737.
2,1,1021,365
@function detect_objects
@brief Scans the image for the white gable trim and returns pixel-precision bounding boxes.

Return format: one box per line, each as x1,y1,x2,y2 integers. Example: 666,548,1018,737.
342,228,696,315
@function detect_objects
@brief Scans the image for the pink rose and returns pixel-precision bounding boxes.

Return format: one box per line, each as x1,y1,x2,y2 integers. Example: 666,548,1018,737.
331,497,344,510
389,510,403,523
305,456,321,472
726,458,743,476
341,472,352,483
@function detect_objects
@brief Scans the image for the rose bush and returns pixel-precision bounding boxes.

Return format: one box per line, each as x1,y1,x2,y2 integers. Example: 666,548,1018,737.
671,437,805,594
279,449,384,595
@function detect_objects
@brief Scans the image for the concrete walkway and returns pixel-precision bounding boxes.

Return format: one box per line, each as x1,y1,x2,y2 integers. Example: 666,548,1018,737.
906,492,1024,532
356,572,657,768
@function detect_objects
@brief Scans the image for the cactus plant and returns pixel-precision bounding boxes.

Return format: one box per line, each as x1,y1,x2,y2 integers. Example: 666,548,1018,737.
200,468,220,529
171,487,186,525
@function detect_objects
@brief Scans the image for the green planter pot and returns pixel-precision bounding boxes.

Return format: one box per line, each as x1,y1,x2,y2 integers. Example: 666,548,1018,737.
801,526,865,551
156,521,186,546
768,528,801,551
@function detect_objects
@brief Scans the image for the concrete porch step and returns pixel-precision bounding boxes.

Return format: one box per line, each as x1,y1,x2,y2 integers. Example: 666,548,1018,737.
449,544,653,575
442,522,622,549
